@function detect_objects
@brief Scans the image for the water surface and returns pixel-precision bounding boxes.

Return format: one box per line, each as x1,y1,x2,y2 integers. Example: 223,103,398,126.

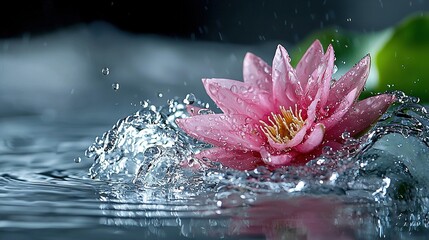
3,92,429,240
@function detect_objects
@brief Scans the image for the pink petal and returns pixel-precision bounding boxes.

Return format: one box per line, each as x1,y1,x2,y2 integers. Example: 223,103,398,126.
195,147,263,170
296,40,324,92
327,55,370,107
294,123,325,153
272,45,303,107
326,94,395,139
319,45,335,108
203,78,273,119
321,88,358,130
176,114,264,151
243,52,272,91
301,45,334,110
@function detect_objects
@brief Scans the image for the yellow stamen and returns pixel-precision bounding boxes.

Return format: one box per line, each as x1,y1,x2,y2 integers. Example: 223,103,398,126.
259,105,305,144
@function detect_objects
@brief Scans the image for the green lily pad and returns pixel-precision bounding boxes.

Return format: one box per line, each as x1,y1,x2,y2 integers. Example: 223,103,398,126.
376,14,429,101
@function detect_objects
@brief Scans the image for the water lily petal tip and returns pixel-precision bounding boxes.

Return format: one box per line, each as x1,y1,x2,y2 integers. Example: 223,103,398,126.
244,52,255,58
363,54,371,62
313,39,322,45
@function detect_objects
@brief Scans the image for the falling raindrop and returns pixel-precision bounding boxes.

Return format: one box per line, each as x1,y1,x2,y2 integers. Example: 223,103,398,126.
112,83,120,91
101,67,110,76
183,93,196,105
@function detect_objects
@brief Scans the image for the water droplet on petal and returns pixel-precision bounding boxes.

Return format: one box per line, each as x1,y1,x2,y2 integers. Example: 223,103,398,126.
230,85,238,93
263,66,270,74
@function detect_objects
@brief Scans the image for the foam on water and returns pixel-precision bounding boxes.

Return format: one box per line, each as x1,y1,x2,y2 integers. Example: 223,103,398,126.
85,91,429,237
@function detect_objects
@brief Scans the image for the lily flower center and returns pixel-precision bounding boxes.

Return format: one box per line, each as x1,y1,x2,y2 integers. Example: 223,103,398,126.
260,105,305,144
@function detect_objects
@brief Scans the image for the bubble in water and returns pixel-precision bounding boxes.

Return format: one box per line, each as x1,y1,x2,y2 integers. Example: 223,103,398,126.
346,18,352,22
144,146,162,158
74,157,82,163
183,93,196,105
112,83,120,91
158,92,163,98
101,67,110,75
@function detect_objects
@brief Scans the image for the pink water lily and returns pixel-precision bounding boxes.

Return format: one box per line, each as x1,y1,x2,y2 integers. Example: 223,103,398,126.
176,40,395,170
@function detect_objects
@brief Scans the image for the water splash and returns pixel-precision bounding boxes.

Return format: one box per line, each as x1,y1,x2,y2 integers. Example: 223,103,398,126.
111,83,120,91
85,98,213,199
86,91,429,236
101,67,110,76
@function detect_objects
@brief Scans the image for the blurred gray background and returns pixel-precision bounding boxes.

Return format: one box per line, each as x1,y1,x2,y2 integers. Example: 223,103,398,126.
1,0,428,122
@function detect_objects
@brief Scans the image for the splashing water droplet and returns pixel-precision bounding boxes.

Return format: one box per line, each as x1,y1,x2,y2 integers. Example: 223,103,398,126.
333,65,338,74
101,67,110,75
322,146,333,155
346,18,352,22
140,100,149,108
112,83,119,91
158,92,163,98
74,157,82,163
341,131,351,139
167,99,174,106
183,93,196,105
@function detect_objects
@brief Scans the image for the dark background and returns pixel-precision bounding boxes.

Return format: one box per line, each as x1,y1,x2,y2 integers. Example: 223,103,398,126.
1,0,429,44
